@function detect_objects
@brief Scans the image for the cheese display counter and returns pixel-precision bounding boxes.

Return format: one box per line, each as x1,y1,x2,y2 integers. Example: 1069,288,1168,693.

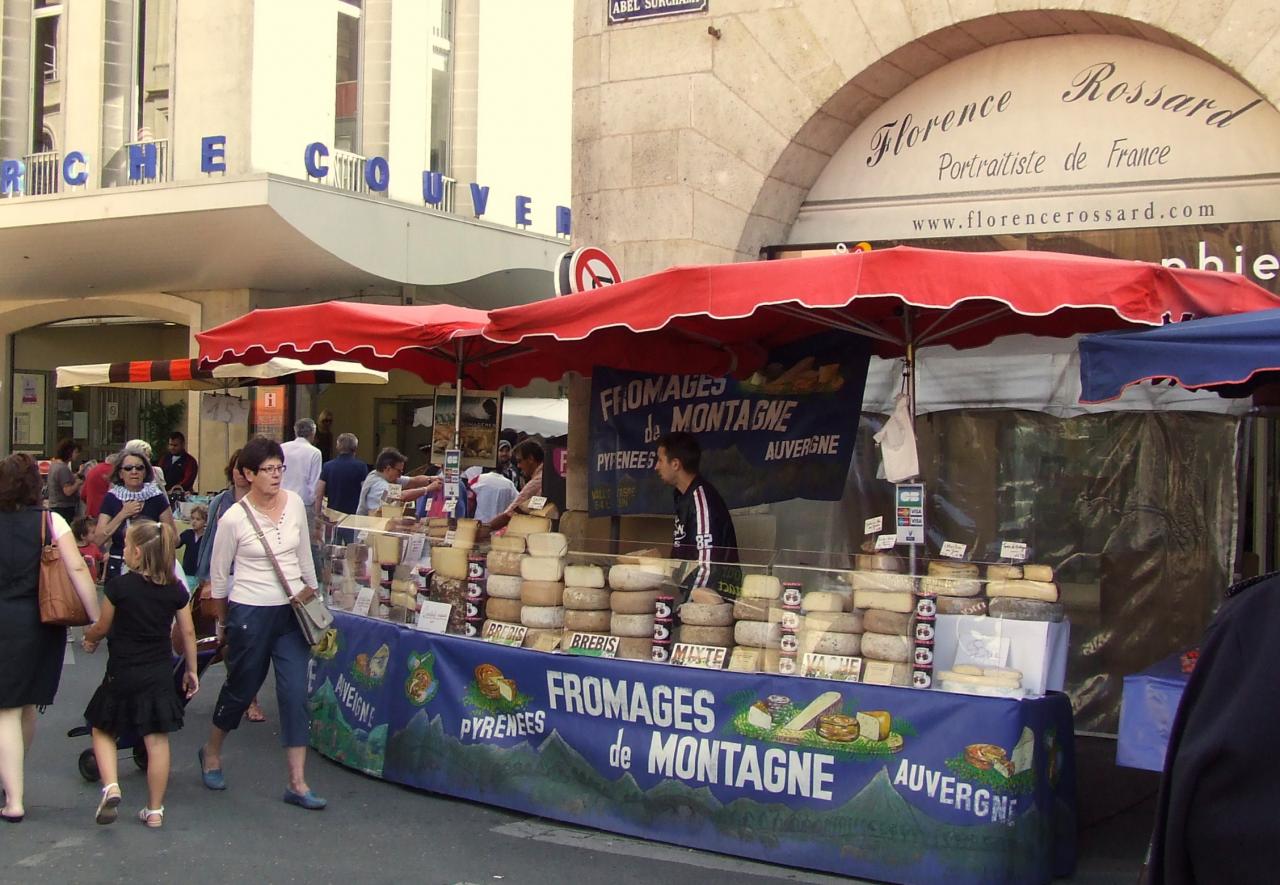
308,517,1077,885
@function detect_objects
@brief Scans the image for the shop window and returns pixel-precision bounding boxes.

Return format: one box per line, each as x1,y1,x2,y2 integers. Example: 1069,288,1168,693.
335,0,361,153
31,3,60,153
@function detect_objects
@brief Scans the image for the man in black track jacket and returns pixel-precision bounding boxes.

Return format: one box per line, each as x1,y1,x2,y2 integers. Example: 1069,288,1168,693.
655,432,741,598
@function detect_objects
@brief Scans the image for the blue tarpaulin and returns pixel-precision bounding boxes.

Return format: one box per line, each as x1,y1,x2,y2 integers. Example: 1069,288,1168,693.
1116,654,1191,773
308,612,1077,885
1079,308,1280,403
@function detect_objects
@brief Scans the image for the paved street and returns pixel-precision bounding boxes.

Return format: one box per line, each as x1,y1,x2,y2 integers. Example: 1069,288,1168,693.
0,639,1146,885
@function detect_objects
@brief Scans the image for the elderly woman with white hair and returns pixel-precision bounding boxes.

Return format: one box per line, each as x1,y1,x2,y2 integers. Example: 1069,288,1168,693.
94,446,176,581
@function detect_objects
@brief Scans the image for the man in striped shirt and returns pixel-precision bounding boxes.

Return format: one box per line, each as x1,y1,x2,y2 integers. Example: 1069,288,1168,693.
655,432,741,599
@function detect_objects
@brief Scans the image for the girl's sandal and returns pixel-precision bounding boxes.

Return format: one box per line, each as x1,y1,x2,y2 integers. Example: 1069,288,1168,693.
95,783,122,825
137,806,164,828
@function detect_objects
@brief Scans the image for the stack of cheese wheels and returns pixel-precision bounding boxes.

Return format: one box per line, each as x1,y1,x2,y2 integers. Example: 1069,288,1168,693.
677,599,734,649
520,532,568,635
985,563,1064,621
483,534,527,628
609,558,670,659
734,577,785,657
922,560,982,616
799,609,864,658
849,554,914,685
562,563,611,642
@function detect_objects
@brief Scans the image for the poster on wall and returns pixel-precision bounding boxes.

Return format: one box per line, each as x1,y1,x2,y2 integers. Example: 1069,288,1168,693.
250,386,289,440
431,390,501,469
11,372,46,448
588,332,871,516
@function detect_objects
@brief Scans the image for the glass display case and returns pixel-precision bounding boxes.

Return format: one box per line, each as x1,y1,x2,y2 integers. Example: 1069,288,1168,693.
317,514,1068,699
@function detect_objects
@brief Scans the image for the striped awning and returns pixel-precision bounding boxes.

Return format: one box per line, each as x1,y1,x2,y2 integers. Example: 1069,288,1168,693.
56,357,388,390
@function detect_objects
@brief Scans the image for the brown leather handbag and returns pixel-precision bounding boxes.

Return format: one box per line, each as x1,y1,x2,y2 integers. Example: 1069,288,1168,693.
38,511,91,627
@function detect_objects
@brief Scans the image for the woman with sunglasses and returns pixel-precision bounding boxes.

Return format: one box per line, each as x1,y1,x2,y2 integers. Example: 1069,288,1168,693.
200,437,325,809
93,450,176,582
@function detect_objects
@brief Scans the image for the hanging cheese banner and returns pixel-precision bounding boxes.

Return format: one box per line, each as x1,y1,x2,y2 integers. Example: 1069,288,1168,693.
587,331,871,515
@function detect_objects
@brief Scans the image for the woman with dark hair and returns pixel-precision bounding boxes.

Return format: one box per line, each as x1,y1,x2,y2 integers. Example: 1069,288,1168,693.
47,438,83,523
193,449,266,723
93,450,176,582
200,437,325,808
0,453,100,821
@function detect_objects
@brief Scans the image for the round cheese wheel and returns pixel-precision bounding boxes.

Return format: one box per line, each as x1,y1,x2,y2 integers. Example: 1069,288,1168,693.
616,637,654,660
677,602,734,626
679,624,734,647
801,631,861,656
520,580,565,606
520,605,565,629
608,564,666,592
522,627,561,650
861,631,912,663
938,595,988,616
563,586,611,610
486,550,525,577
564,609,612,632
921,577,982,597
1023,564,1054,583
610,613,655,638
986,564,1023,581
732,597,771,621
863,609,911,635
485,574,524,600
526,532,569,558
520,555,565,583
734,620,781,648
855,553,901,572
484,597,523,623
802,611,863,634
988,597,1065,622
563,564,606,589
610,590,658,614
802,591,846,613
853,588,915,613
849,571,916,593
927,560,979,578
740,574,782,599
987,579,1060,602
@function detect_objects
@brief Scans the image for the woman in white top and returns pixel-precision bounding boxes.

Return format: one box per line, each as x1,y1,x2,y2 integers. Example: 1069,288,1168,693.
197,437,327,810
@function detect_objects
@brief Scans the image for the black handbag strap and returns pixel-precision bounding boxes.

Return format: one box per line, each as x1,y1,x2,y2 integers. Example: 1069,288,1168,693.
238,499,301,603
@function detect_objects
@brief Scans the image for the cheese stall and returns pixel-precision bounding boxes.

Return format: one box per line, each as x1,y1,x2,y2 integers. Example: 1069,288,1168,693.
196,247,1277,885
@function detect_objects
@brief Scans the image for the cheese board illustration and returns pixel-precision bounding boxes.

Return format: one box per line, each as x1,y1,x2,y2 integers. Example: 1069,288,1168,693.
463,663,530,714
943,726,1037,794
730,690,912,756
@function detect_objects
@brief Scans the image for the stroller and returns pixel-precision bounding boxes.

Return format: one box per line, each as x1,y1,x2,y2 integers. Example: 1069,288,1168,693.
68,634,224,781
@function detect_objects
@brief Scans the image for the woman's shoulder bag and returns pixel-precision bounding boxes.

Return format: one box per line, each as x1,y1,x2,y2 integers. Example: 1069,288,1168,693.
39,510,91,626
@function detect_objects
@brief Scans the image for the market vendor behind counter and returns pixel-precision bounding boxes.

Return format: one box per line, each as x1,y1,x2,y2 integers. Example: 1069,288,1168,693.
655,432,741,599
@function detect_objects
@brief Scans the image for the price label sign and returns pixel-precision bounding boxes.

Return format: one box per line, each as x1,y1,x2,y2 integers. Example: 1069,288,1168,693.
863,516,883,535
482,620,527,647
999,541,1028,561
940,541,967,560
414,600,452,633
443,530,457,546
669,643,729,670
874,533,897,551
727,647,762,673
401,534,426,566
352,587,376,616
801,653,863,682
566,632,619,658
527,495,548,512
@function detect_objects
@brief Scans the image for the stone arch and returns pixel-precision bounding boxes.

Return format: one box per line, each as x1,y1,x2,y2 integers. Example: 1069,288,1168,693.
735,4,1280,258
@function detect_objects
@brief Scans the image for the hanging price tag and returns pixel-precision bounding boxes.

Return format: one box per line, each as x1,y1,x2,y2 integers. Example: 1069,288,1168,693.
874,534,897,550
863,516,883,535
443,530,457,546
528,495,548,512
939,541,967,559
999,541,1028,561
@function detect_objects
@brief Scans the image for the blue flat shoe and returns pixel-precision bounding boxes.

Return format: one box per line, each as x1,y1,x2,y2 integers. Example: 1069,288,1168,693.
198,747,225,791
282,789,327,810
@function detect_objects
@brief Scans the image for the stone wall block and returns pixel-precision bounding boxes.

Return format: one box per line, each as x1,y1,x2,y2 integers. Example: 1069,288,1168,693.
678,130,768,214
601,185,694,243
736,211,792,257
607,18,714,80
793,110,856,154
882,41,951,79
799,0,885,82
690,74,789,174
571,190,604,246
770,139,832,188
632,131,678,186
693,192,751,251
751,175,807,225
902,0,957,37
575,0,604,37
739,8,834,84
919,26,988,61
956,14,1032,46
599,74,693,135
574,86,602,143
711,17,819,138
1149,0,1233,46
598,135,634,188
1202,4,1280,73
850,0,917,55
572,137,602,197
573,34,602,91
851,58,915,100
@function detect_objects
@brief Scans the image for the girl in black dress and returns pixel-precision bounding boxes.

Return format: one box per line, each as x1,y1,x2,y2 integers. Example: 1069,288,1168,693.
82,520,198,828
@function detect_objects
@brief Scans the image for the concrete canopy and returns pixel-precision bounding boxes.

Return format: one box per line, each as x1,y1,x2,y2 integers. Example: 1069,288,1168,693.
0,175,561,307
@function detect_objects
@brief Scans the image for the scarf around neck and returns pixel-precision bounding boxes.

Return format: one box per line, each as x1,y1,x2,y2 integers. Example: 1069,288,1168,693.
109,482,166,503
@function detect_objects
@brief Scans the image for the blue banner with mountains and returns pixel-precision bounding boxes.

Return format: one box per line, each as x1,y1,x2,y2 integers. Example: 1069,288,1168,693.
308,612,1076,884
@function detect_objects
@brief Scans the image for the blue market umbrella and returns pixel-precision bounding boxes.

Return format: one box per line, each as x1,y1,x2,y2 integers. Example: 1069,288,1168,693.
1079,307,1280,403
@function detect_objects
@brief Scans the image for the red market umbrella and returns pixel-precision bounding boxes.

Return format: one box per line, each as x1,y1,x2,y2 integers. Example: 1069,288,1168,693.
481,246,1280,388
196,302,492,384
